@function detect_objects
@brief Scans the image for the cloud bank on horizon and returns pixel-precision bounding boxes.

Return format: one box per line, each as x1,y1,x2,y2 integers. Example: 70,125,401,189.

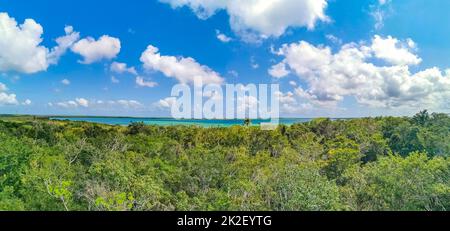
0,0,449,117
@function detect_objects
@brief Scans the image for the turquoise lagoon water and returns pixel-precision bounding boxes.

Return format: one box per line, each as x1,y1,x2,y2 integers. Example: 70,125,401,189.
50,117,315,127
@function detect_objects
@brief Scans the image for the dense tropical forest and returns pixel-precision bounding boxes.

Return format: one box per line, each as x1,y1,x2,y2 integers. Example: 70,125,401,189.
0,111,449,211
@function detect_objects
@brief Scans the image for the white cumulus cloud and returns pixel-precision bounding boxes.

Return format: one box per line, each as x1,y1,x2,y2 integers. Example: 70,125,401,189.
22,99,32,105
0,13,49,74
0,93,19,105
55,98,89,108
216,29,232,43
61,79,71,85
0,82,18,105
136,76,158,88
71,35,121,64
56,100,79,108
268,62,290,78
0,13,80,74
371,35,421,66
110,61,137,75
0,82,7,92
160,0,329,41
53,98,144,109
140,45,224,84
156,97,177,109
47,26,80,65
75,98,89,107
270,35,450,110
114,100,144,109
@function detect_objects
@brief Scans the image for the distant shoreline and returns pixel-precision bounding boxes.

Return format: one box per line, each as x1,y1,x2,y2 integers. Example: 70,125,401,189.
48,117,323,127
0,114,355,120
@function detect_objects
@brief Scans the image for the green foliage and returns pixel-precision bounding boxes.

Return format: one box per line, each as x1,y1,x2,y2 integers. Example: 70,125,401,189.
343,153,450,211
382,111,450,157
0,112,449,211
270,164,342,211
94,192,134,211
0,186,25,211
325,147,361,182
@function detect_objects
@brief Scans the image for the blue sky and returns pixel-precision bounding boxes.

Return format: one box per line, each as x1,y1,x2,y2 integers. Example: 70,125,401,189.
1,0,450,117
